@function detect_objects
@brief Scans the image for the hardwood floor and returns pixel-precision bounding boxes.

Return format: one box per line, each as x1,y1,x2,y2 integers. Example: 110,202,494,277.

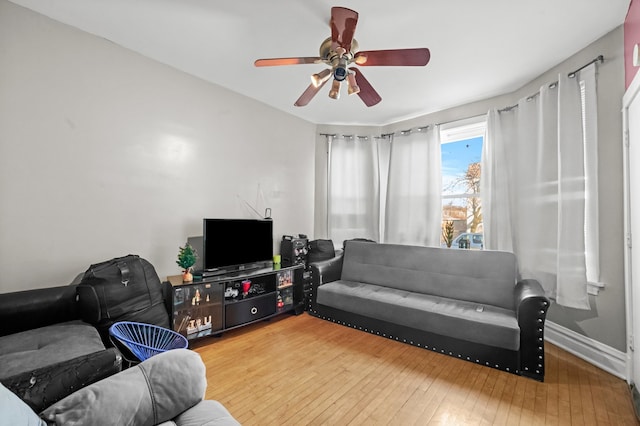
191,314,638,425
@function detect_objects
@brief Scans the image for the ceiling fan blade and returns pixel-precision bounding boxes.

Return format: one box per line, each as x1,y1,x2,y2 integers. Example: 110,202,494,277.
254,57,322,67
294,79,329,107
354,48,431,66
351,68,381,107
330,7,358,52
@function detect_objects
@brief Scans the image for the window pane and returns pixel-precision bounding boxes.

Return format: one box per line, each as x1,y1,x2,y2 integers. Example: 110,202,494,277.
441,197,484,245
440,135,484,249
442,137,483,197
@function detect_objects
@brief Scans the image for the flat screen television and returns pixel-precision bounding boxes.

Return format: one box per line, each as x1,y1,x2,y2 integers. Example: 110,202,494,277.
202,218,273,274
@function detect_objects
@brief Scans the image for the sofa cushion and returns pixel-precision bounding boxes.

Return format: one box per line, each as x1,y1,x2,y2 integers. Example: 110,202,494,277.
0,320,106,379
317,280,520,351
340,242,518,310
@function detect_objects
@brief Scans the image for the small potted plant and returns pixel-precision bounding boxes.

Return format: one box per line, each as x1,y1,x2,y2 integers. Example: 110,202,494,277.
177,243,198,282
442,221,455,248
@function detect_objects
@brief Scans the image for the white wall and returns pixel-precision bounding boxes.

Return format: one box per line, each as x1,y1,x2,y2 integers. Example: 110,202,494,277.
0,1,316,291
314,27,627,352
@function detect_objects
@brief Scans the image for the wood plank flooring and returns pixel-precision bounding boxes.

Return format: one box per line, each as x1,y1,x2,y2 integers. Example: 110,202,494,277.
191,314,638,425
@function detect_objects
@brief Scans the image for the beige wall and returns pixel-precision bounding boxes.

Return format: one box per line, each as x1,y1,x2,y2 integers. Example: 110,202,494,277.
0,1,317,291
314,27,627,352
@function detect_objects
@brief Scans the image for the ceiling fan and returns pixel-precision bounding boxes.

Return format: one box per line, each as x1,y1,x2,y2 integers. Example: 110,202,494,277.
254,6,430,107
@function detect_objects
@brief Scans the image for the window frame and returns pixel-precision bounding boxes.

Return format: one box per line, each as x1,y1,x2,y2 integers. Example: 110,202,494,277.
439,116,487,246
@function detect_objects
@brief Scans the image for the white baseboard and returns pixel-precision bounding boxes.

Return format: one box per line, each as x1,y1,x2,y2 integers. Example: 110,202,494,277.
545,321,627,380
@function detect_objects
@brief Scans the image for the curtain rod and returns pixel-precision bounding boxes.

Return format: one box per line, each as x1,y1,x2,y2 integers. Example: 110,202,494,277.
322,121,469,140
498,54,603,113
321,55,604,134
384,113,489,134
568,55,604,78
383,125,431,138
319,133,376,140
320,125,432,140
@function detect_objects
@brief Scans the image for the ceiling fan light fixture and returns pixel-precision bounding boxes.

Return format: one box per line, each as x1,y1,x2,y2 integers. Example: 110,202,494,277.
254,6,430,107
354,54,367,65
334,66,347,81
311,69,332,88
347,72,360,95
328,79,341,100
333,57,349,81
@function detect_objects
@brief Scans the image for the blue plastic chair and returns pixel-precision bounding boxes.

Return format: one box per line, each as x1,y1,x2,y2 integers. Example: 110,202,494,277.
109,321,188,362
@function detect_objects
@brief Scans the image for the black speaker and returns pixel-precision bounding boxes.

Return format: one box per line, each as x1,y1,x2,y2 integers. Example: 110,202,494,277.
280,235,308,265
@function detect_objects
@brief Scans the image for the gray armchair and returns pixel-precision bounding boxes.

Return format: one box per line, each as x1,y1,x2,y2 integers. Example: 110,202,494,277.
2,349,239,425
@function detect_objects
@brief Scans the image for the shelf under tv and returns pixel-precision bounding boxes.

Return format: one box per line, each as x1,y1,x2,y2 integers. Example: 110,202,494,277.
167,263,304,341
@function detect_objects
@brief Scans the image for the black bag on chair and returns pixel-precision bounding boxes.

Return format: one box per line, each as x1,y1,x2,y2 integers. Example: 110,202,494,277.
76,255,170,343
307,239,336,264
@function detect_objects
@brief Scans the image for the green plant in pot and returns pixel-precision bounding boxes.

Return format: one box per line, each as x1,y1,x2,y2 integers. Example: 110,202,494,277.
177,243,198,282
442,221,455,248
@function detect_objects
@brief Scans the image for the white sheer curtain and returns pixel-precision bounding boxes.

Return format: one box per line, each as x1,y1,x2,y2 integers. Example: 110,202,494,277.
385,127,442,246
582,65,600,288
327,135,380,244
482,64,598,309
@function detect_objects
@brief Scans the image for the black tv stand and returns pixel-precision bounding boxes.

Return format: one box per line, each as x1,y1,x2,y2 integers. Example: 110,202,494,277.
167,263,304,341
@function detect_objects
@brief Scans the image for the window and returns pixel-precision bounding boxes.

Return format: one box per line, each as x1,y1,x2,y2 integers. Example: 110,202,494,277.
439,118,486,248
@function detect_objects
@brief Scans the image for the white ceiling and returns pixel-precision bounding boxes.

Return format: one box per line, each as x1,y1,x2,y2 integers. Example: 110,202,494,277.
9,0,630,126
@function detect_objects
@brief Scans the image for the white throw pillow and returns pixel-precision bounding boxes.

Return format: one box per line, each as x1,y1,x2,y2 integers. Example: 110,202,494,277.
0,382,46,426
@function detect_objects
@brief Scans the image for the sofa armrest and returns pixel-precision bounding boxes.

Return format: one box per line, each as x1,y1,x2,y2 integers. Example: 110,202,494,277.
0,285,79,337
173,400,240,426
310,254,343,287
309,254,344,310
514,279,550,381
1,347,122,413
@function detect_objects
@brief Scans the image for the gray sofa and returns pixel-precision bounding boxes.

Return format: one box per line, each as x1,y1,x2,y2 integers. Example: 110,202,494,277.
309,241,550,381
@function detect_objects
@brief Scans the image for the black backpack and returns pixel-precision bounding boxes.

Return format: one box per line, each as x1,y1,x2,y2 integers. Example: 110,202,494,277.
76,255,170,342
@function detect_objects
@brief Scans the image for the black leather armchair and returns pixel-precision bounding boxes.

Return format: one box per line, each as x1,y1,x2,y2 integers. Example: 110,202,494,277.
0,285,123,412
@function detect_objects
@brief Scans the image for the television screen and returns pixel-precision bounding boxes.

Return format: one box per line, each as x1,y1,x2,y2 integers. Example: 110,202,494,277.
203,218,273,272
